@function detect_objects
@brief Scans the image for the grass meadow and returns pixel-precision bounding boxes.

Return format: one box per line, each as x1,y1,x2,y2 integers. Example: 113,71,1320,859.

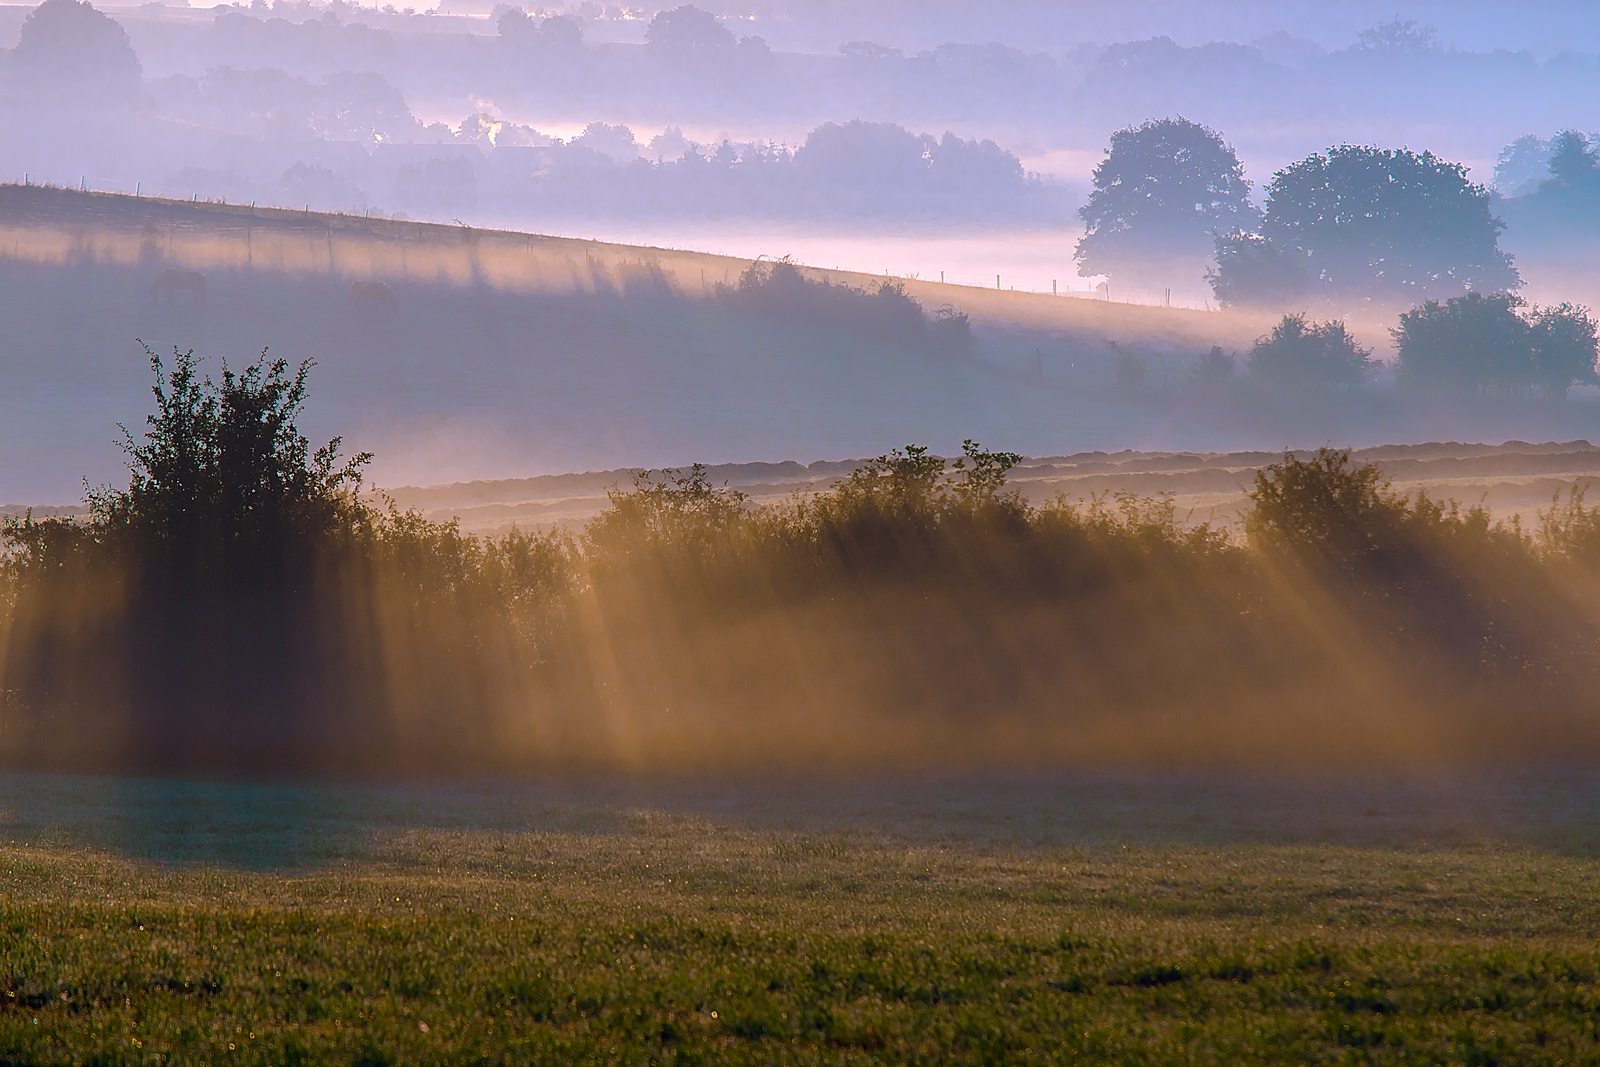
7,773,1600,1064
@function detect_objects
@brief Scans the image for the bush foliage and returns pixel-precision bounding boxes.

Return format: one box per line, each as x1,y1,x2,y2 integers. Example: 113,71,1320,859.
1393,291,1600,398
3,354,1599,774
1247,313,1372,387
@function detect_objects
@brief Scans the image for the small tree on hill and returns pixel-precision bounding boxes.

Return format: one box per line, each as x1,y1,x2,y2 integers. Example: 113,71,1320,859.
645,5,734,59
90,346,370,576
1248,313,1372,387
1075,117,1258,280
1352,17,1437,54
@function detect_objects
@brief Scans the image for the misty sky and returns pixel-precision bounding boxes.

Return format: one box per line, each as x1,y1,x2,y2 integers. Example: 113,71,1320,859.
3,0,1600,502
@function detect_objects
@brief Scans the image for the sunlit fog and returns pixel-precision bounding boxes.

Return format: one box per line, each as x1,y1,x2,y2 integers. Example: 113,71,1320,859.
9,6,1600,1062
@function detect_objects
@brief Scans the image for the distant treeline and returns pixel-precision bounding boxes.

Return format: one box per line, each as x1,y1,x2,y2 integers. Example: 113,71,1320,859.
139,6,1600,148
14,0,1600,235
154,109,1060,223
3,348,1599,775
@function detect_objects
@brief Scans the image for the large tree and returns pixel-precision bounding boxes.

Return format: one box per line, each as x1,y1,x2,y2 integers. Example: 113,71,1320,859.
1212,145,1518,305
645,5,735,58
1074,117,1258,279
11,0,140,102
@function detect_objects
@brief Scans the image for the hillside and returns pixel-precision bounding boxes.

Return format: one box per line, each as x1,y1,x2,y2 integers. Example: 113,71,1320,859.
1,185,1597,503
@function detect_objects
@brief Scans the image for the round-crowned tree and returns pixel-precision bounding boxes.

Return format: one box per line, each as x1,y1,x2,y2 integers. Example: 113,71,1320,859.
645,5,735,58
1075,117,1258,281
1236,145,1519,304
1248,313,1372,387
12,0,141,102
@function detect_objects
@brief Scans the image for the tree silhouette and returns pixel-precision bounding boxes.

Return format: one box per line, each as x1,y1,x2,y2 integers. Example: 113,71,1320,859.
1213,145,1518,304
1352,17,1437,53
1394,292,1599,398
91,346,369,575
645,5,735,58
1548,130,1598,186
1248,313,1371,387
1206,230,1307,307
1493,134,1552,197
12,0,141,102
1075,117,1258,280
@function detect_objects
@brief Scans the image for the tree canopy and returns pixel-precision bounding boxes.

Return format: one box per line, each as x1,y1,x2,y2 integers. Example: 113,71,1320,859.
12,0,141,100
645,5,735,57
1212,145,1518,305
1548,130,1598,186
1074,117,1257,279
1247,313,1372,387
1393,292,1599,398
90,346,369,575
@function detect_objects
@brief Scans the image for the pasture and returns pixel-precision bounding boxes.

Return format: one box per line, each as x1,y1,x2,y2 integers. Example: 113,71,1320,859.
5,772,1600,1064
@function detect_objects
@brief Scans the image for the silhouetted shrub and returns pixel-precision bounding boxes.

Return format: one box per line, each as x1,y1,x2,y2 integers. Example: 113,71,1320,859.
3,358,1600,775
1539,485,1600,569
1109,342,1145,397
1189,345,1235,389
1248,313,1371,387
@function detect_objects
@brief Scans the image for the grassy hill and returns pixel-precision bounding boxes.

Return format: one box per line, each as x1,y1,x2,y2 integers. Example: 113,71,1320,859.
1,183,1597,504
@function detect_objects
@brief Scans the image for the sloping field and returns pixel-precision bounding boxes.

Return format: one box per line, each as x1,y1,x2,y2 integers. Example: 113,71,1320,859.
1,184,1597,504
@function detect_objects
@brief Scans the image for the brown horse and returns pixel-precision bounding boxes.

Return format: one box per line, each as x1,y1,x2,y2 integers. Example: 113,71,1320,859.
350,280,398,313
150,269,206,307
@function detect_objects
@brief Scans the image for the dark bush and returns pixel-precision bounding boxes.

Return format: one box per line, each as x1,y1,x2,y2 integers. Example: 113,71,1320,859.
1248,313,1372,387
3,356,1599,774
1393,292,1598,398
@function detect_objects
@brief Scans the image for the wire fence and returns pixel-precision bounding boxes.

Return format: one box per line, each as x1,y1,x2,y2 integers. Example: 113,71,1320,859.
9,171,1223,311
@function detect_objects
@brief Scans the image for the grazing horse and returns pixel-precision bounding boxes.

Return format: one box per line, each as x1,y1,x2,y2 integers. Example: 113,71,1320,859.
149,269,206,307
350,280,399,313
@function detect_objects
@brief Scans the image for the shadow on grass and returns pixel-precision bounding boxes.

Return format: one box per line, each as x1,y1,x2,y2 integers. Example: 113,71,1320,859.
6,769,1600,870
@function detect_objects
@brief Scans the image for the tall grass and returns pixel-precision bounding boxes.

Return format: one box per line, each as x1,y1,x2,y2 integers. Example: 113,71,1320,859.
3,353,1600,775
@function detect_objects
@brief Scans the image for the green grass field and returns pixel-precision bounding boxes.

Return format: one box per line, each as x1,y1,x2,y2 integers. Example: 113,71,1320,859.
6,773,1600,1064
